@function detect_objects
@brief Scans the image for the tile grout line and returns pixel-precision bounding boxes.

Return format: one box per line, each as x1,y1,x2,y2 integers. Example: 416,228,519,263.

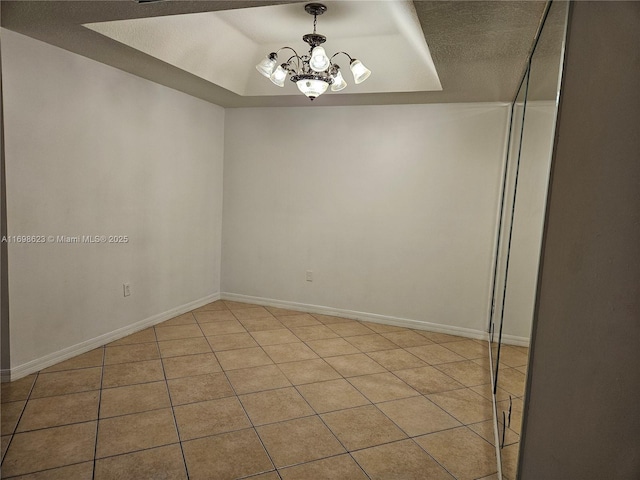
286,380,373,480
2,461,90,479
0,369,39,471
231,327,294,479
91,345,106,480
154,322,192,480
407,434,462,480
3,354,113,476
276,451,372,479
198,308,281,478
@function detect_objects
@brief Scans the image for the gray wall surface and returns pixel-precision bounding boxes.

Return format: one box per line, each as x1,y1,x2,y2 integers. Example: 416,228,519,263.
519,2,640,479
2,29,225,373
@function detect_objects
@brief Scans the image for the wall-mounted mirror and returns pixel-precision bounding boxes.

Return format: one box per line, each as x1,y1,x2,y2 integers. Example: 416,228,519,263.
491,62,530,457
490,1,569,478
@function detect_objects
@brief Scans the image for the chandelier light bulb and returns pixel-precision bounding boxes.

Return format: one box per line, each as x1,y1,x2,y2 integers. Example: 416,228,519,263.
309,47,330,72
349,59,371,84
270,65,287,87
255,53,277,78
331,69,347,92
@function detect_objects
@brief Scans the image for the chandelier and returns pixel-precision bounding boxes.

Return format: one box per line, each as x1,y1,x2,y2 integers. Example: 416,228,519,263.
255,3,371,100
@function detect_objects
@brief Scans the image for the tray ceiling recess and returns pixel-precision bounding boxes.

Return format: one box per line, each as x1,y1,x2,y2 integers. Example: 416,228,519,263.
84,1,442,98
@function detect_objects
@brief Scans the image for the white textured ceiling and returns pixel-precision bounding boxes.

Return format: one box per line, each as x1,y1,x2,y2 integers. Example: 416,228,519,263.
1,1,548,107
84,1,442,97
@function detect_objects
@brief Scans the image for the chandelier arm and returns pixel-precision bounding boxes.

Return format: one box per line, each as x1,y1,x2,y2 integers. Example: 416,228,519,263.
284,54,302,74
330,51,354,64
276,46,301,58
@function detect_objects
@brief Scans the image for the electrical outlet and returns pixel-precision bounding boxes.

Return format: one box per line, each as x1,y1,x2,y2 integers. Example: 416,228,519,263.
123,283,131,297
306,270,313,282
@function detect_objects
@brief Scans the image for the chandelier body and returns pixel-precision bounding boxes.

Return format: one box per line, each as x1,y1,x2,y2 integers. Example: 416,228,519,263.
255,3,371,100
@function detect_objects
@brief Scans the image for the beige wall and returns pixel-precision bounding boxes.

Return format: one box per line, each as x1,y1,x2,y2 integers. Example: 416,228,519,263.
222,103,510,335
520,2,640,478
2,29,225,374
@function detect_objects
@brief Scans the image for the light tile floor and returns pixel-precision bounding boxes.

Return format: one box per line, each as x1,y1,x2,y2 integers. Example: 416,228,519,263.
0,300,526,479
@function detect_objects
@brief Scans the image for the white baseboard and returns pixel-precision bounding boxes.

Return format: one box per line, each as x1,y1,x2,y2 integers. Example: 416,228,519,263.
4,292,221,382
221,292,489,341
500,333,531,347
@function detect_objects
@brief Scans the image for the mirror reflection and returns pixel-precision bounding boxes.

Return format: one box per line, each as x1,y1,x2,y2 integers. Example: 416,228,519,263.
490,1,569,478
